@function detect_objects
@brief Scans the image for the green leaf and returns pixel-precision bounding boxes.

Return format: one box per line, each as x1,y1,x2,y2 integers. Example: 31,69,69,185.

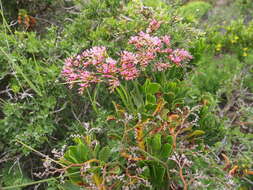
67,167,83,184
11,84,20,93
146,137,153,154
146,94,156,104
64,147,79,164
164,92,175,104
179,1,212,21
167,135,173,145
141,165,150,177
146,83,161,94
152,134,162,154
116,87,128,110
149,162,166,188
186,130,205,139
98,146,111,162
94,143,101,158
145,103,157,112
76,142,89,162
64,142,89,164
161,108,170,120
143,79,151,92
160,143,172,160
130,90,143,109
155,164,166,185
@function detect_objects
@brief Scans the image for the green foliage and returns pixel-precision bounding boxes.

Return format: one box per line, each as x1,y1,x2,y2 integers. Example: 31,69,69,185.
191,55,242,94
1,0,253,189
242,52,253,92
0,96,58,154
179,1,212,22
0,163,32,190
206,19,253,59
146,134,173,160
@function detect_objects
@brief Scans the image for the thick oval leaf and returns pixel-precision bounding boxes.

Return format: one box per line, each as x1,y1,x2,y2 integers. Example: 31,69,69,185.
98,146,111,162
64,143,89,164
146,94,156,104
146,83,161,94
76,142,89,162
152,134,162,154
64,146,79,164
145,103,157,112
160,143,173,160
167,135,173,145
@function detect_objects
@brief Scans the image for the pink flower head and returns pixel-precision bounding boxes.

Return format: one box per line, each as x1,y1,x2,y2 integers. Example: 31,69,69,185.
129,32,162,50
139,32,162,48
120,65,139,80
146,19,161,33
98,58,118,74
169,49,193,65
64,58,73,66
120,51,138,65
87,46,106,65
61,20,193,94
108,78,120,92
137,51,156,68
155,62,171,71
119,51,140,80
162,35,171,46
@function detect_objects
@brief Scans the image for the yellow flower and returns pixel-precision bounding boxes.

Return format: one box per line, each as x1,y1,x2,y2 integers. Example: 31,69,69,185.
243,48,248,51
231,36,239,44
243,52,248,57
216,44,222,51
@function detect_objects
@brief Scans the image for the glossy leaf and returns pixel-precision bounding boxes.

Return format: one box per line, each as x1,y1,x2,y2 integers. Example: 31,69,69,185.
98,146,111,162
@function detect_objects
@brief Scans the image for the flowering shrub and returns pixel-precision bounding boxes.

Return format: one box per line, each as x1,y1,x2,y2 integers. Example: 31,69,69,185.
2,0,253,189
62,20,192,93
37,93,207,190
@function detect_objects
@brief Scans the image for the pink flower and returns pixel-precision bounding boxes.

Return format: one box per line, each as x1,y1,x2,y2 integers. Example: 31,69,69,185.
146,19,161,33
120,63,139,80
78,46,107,67
88,46,106,65
120,65,139,80
61,19,193,94
169,49,193,65
129,32,162,50
155,62,171,71
64,58,73,66
108,78,120,92
119,51,140,80
159,48,173,54
98,58,118,74
120,51,138,65
162,35,171,46
137,51,156,68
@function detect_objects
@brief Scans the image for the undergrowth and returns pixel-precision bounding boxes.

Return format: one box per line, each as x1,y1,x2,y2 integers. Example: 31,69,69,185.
0,0,252,189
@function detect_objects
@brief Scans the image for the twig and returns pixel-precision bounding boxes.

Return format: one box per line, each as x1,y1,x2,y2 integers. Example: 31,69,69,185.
242,177,253,185
179,165,188,190
15,139,65,167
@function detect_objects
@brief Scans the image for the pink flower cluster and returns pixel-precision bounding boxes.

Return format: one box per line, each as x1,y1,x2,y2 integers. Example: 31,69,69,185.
62,19,193,93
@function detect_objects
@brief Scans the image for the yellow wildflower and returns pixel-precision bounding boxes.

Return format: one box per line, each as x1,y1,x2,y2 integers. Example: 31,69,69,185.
243,52,248,57
231,36,239,44
216,44,222,51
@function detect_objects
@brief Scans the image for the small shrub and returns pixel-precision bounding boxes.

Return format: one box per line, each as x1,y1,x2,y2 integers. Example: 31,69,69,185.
179,1,212,22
